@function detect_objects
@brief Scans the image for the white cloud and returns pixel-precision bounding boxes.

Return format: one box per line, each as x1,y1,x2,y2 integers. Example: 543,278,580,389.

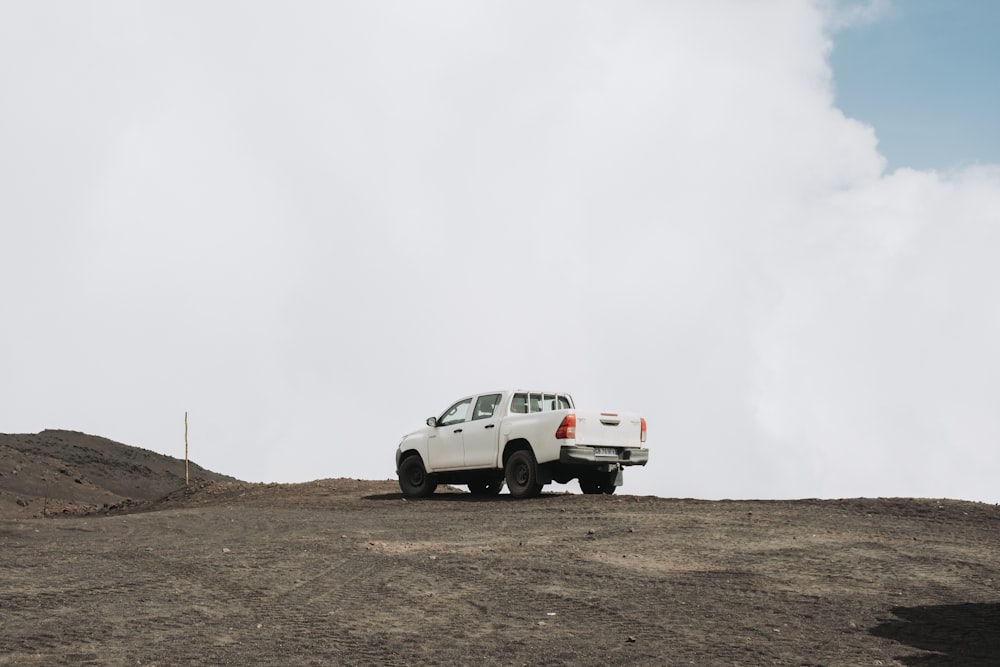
824,0,893,31
1,1,997,501
752,165,1000,498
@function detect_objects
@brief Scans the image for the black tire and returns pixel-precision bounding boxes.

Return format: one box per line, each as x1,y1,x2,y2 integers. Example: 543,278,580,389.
398,456,437,498
468,478,504,496
580,473,617,495
505,450,543,499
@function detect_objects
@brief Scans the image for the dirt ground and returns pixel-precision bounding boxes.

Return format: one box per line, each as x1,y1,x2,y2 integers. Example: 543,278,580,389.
1,433,999,665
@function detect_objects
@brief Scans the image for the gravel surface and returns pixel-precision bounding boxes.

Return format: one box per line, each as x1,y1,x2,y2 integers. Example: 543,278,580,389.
2,476,999,666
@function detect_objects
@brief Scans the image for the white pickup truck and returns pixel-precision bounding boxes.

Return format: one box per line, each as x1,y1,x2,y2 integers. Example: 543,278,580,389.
395,390,649,498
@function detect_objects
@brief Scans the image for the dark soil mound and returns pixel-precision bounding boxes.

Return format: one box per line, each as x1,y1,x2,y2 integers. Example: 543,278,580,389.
0,429,237,516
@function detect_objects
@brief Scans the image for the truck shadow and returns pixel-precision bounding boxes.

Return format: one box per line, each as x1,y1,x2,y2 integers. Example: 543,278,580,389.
363,492,565,503
870,602,1000,666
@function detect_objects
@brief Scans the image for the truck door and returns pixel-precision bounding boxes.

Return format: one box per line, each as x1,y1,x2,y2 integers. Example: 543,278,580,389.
462,393,503,468
427,397,471,470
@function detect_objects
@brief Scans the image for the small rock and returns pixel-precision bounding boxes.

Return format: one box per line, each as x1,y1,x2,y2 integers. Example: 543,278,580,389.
626,636,637,643
16,498,27,507
222,548,231,553
587,529,595,535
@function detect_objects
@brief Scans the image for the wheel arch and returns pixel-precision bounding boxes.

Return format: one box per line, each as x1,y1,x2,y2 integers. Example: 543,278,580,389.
397,448,424,469
502,438,533,466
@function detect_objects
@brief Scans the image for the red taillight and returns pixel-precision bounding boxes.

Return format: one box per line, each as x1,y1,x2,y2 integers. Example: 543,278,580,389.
556,414,576,439
640,418,647,443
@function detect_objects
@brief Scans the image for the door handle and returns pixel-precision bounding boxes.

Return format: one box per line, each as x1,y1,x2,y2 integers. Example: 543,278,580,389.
484,424,495,429
453,428,463,433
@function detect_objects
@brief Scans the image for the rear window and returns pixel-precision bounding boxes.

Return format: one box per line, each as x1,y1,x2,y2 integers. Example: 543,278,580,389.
511,392,572,413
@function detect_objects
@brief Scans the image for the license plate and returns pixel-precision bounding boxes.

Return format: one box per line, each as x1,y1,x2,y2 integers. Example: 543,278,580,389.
594,447,617,457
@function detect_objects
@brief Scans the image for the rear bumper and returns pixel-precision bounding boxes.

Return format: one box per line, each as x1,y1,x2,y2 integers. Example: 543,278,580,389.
559,445,649,466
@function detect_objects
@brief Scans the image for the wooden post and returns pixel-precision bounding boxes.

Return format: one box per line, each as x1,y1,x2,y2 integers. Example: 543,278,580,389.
185,411,190,488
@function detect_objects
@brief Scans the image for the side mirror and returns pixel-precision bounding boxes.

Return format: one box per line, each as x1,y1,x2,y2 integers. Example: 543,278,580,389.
426,416,437,427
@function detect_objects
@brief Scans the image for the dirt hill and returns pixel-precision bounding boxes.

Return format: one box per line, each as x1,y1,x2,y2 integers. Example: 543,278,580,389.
0,429,237,515
1,434,998,665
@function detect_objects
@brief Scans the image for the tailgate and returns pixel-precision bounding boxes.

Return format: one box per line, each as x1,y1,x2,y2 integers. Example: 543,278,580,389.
574,412,644,447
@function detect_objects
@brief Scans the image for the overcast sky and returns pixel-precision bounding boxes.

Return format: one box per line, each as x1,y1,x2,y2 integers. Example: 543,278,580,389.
2,1,998,502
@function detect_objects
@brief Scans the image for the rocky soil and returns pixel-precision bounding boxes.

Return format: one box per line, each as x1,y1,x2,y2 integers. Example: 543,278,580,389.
1,432,998,665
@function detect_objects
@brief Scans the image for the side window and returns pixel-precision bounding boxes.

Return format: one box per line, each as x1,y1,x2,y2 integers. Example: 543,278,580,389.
511,393,527,413
472,393,501,420
439,398,472,426
556,395,572,409
529,393,542,413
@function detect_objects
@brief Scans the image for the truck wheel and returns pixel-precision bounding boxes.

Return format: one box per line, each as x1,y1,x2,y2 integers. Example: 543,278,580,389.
398,456,437,498
505,450,543,499
580,474,617,495
468,478,504,496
